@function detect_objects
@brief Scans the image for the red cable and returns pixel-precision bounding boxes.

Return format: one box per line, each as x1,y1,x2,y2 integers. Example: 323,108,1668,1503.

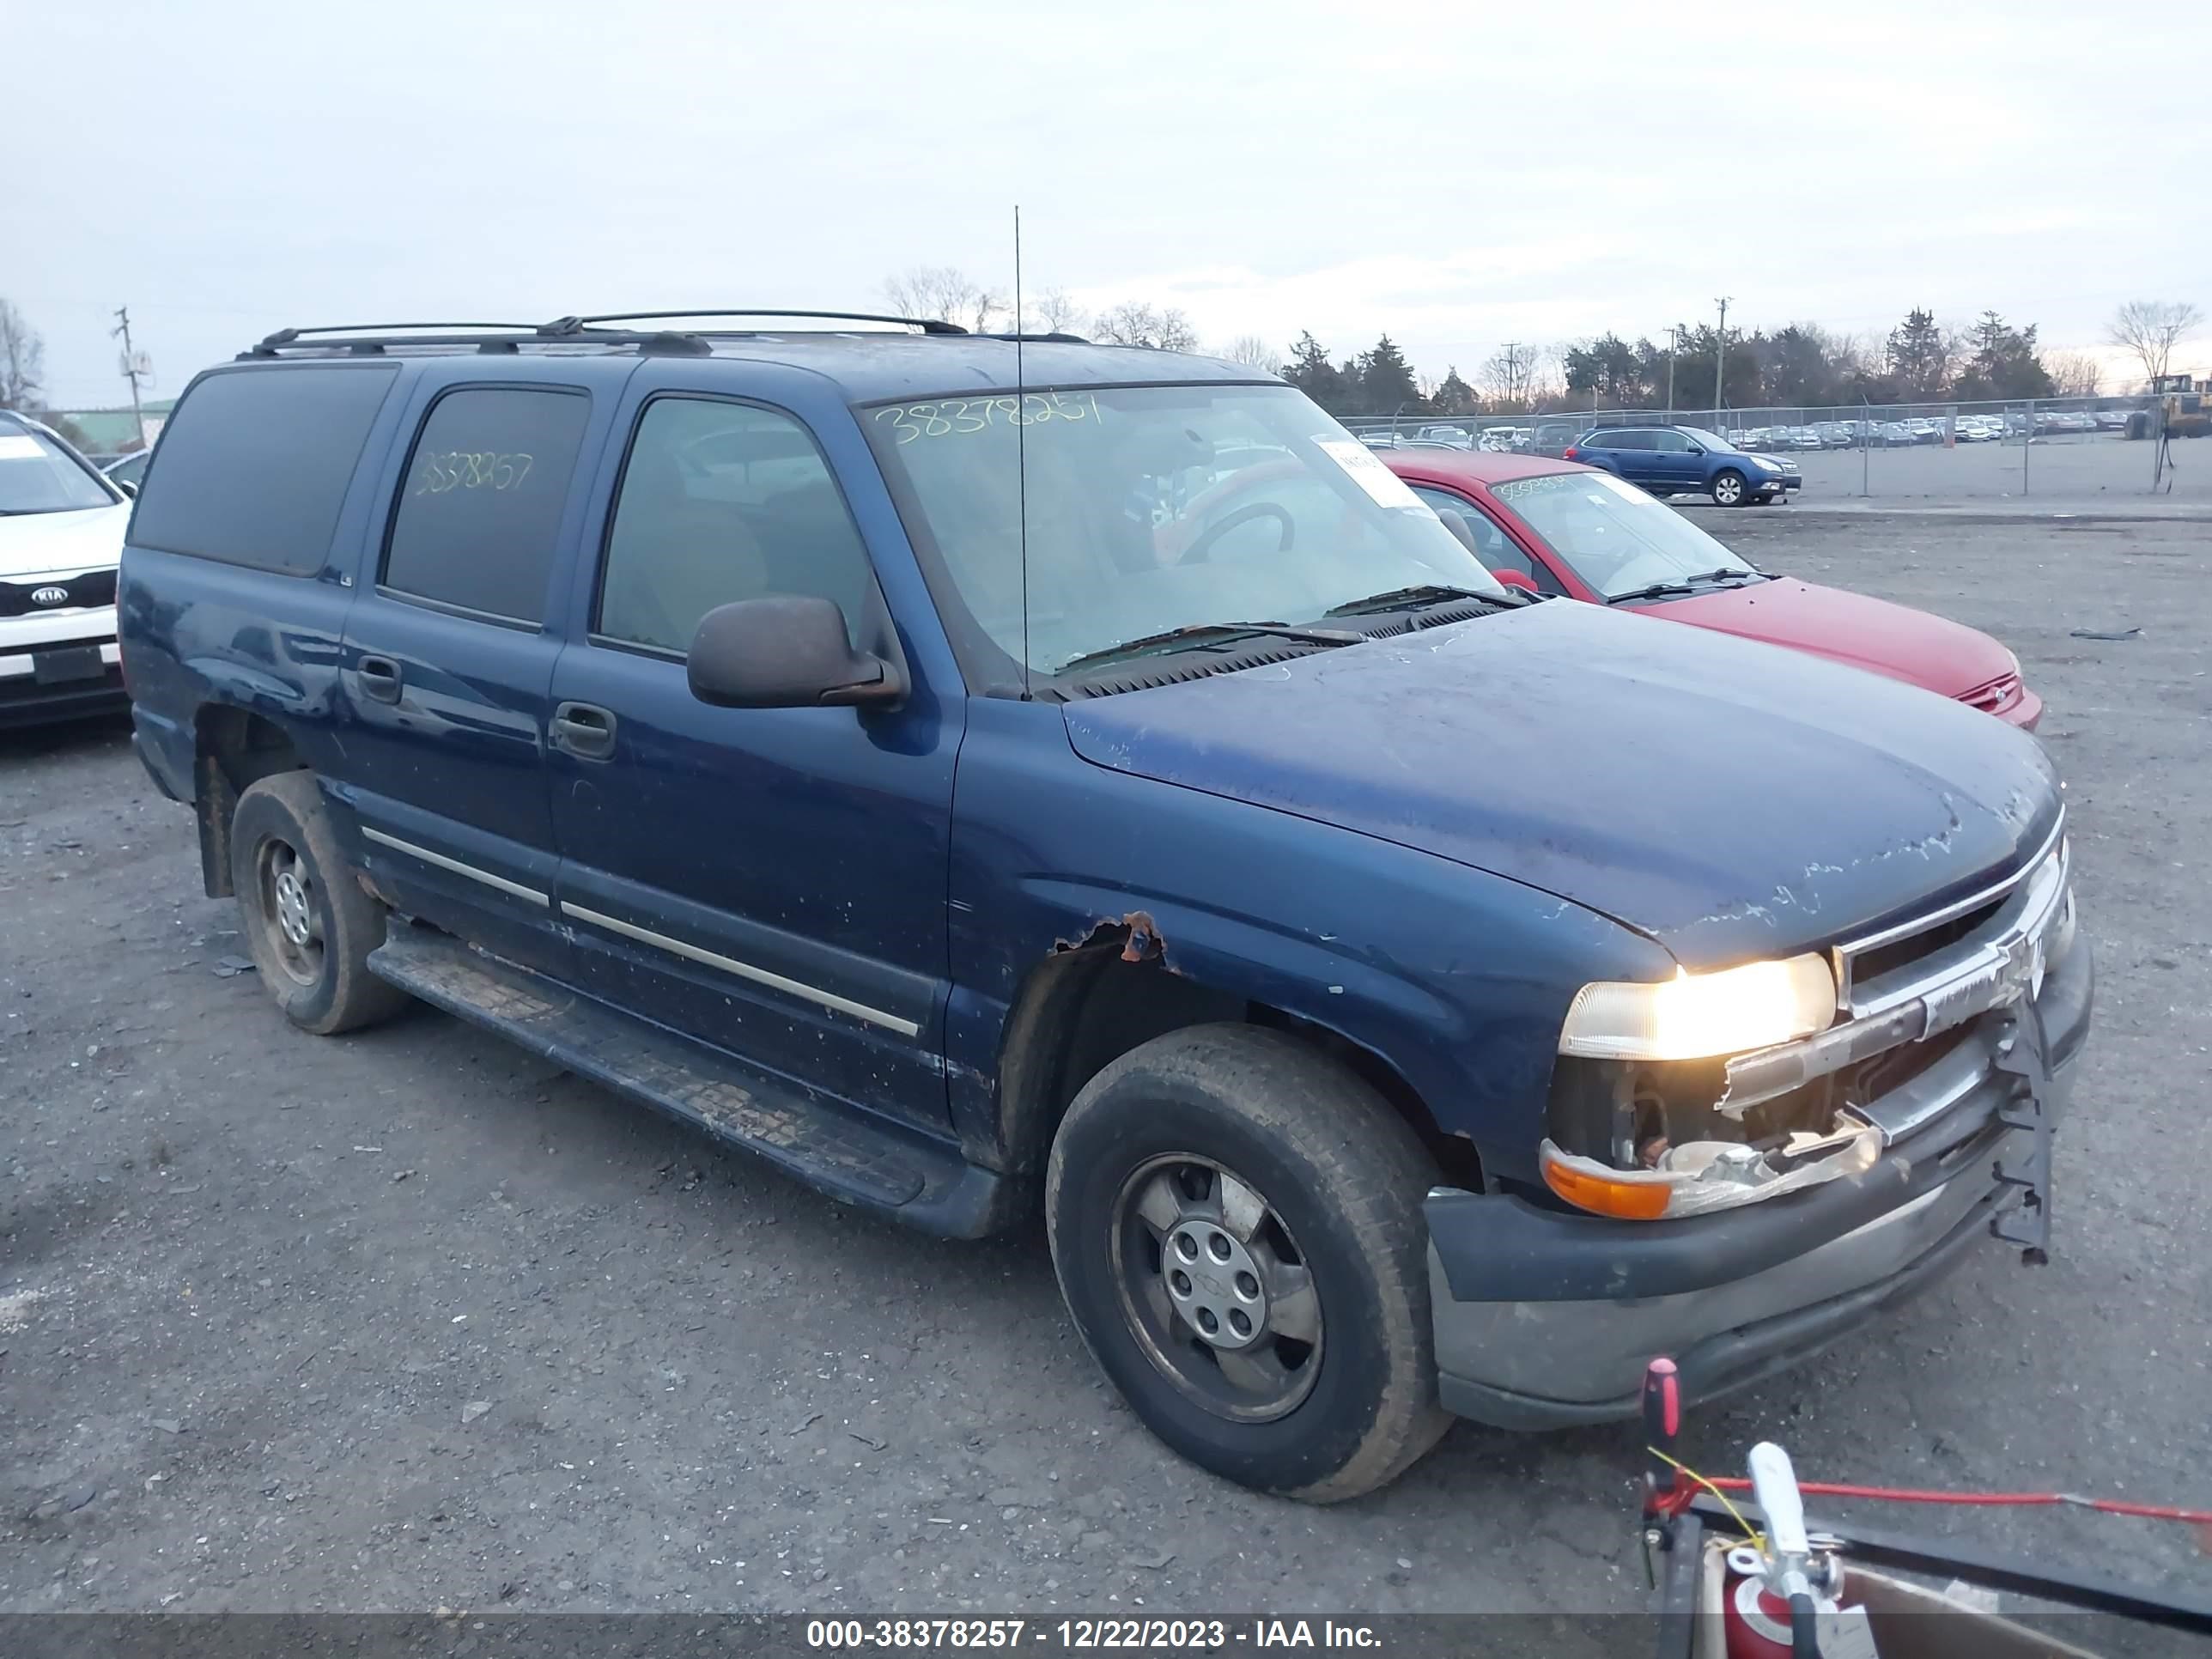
1702,1476,2212,1528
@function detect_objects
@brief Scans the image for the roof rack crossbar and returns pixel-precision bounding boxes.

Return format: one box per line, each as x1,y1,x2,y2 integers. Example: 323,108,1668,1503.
546,309,967,337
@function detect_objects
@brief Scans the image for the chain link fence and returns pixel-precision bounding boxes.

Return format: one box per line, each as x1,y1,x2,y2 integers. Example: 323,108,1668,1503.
1339,395,2188,501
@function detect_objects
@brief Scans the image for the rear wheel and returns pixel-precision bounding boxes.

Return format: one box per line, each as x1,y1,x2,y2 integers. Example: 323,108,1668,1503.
1711,468,1749,506
230,771,409,1035
1046,1024,1449,1502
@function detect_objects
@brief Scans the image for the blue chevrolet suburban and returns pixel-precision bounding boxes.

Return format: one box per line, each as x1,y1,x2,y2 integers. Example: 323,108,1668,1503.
117,313,2089,1499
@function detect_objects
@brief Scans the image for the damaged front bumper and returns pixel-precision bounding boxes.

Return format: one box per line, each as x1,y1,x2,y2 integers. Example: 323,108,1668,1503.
1422,855,2092,1431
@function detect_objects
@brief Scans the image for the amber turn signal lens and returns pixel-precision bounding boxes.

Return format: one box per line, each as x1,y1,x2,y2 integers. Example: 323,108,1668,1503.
1540,1150,1672,1221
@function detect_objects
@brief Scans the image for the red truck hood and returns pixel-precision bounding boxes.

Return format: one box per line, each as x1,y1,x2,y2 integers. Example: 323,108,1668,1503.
1648,578,2013,700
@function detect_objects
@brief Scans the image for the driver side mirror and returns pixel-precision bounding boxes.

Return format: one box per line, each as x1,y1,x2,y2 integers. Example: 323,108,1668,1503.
687,595,904,711
116,479,138,498
1492,568,1539,593
1683,443,1704,455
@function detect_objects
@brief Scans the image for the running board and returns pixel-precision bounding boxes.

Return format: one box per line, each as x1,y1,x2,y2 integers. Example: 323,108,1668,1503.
367,927,1002,1237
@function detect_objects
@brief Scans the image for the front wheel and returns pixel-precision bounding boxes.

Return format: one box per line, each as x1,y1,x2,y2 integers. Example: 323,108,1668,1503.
1046,1025,1449,1502
1711,468,1749,506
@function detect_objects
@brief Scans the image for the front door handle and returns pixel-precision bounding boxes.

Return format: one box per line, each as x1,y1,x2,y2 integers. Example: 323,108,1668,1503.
551,701,617,760
356,655,403,704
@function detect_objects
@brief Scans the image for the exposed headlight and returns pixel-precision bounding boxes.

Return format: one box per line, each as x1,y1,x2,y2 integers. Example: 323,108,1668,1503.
1559,953,1836,1060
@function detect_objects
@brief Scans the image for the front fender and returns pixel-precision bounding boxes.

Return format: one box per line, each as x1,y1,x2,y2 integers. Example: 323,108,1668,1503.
943,699,1670,1182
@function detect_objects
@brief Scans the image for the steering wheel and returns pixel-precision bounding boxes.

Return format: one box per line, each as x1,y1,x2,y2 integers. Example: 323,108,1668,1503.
1176,501,1295,566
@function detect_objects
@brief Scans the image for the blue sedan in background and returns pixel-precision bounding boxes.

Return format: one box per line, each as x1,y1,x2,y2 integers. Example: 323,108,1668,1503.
1562,424,1802,506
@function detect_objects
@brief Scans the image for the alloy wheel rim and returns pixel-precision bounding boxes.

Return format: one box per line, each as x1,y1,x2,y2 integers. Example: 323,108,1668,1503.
1109,1153,1324,1422
258,838,324,987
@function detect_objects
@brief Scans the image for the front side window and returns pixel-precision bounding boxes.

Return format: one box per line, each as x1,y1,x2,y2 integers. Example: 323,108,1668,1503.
383,386,591,623
0,418,123,514
1649,430,1691,453
864,384,1500,683
597,398,878,655
1492,470,1758,599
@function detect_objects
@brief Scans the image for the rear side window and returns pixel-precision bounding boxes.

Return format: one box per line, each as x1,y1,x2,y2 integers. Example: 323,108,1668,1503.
381,386,591,624
129,366,397,573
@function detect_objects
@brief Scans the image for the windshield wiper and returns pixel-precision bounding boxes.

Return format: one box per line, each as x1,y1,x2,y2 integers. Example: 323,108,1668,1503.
1322,583,1518,618
1058,620,1365,672
1607,568,1759,605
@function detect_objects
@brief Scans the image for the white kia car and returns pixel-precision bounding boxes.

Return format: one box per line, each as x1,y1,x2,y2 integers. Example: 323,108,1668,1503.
1,411,132,726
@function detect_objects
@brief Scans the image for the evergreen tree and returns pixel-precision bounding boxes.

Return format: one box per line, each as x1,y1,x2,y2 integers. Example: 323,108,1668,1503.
1357,334,1425,415
1952,311,2055,401
1884,308,1953,400
1433,367,1477,414
1282,331,1350,413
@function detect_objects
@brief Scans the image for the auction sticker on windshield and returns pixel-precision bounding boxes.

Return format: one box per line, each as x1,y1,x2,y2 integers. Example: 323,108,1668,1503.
1316,438,1426,510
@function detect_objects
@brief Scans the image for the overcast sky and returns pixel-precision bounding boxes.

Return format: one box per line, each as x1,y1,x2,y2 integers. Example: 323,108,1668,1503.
13,0,2210,409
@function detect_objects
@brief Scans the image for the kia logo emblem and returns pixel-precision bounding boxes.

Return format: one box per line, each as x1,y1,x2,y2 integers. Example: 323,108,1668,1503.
30,586,70,607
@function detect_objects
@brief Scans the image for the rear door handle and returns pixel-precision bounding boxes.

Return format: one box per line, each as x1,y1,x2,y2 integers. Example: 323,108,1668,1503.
551,701,617,760
356,655,402,704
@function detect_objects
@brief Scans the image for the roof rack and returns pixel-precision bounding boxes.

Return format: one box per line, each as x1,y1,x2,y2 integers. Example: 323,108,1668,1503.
544,309,966,337
243,309,973,361
244,322,722,361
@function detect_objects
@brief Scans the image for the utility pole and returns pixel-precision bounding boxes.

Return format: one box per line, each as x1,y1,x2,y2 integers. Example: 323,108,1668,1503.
1666,325,1680,412
112,306,148,451
1712,297,1732,417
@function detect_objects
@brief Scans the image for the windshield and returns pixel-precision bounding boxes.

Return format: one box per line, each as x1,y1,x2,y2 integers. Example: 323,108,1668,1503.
1492,470,1758,599
1679,427,1740,453
866,384,1503,678
0,422,118,514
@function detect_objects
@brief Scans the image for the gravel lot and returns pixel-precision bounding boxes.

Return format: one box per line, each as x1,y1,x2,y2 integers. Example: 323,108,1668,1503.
3,509,2209,1618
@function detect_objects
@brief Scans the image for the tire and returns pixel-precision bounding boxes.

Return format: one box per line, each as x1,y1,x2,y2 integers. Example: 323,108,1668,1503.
1710,468,1748,507
1046,1024,1449,1502
1752,493,1777,507
229,770,410,1036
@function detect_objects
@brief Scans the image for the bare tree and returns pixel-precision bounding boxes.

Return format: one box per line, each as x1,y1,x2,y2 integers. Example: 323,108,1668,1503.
0,299,46,411
2046,351,2103,398
882,266,1006,334
1222,334,1280,372
1029,288,1087,335
1478,342,1542,410
1091,302,1198,351
2106,300,2203,388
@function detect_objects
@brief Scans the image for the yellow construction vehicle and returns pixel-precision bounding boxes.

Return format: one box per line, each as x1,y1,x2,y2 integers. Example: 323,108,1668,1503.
2126,374,2209,439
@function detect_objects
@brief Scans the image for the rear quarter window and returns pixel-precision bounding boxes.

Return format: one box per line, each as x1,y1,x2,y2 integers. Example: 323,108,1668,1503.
129,365,399,574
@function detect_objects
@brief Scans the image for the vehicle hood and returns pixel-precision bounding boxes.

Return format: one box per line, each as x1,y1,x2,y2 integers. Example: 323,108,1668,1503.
1060,599,2058,969
0,503,129,580
1650,578,2014,700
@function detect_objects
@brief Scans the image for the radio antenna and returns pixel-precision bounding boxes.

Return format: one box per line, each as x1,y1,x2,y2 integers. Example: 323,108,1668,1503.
1013,204,1031,698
